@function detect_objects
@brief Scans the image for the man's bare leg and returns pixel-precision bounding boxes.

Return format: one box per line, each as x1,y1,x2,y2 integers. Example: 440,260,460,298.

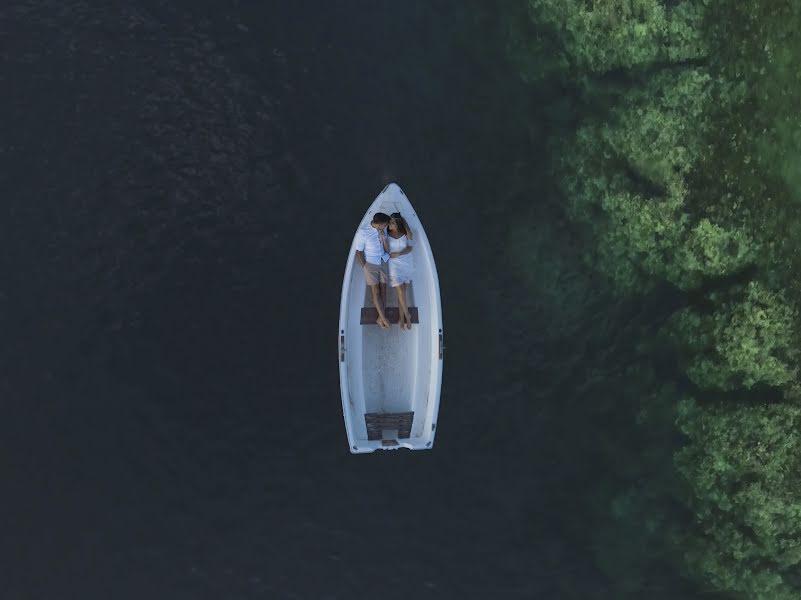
370,284,391,328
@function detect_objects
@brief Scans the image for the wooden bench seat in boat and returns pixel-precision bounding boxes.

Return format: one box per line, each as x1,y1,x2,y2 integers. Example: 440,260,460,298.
364,411,414,440
360,306,419,325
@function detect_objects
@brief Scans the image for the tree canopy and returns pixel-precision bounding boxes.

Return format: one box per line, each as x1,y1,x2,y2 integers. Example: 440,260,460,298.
506,0,801,596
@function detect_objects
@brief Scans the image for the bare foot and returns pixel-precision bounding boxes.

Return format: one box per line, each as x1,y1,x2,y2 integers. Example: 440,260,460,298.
376,316,390,329
404,312,412,329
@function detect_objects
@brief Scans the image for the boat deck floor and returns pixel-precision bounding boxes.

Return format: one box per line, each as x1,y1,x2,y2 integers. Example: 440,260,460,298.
360,283,417,415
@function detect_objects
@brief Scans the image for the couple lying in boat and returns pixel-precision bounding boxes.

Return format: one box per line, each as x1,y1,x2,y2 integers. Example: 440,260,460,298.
354,211,415,330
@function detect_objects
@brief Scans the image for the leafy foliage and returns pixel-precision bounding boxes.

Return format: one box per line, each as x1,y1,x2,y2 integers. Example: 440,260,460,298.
667,281,800,391
676,398,801,600
507,0,706,81
687,1,801,284
558,68,757,292
703,1,801,202
505,0,801,597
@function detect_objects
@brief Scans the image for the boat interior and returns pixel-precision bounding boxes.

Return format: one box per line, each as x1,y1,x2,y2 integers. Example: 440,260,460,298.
359,282,420,444
341,185,439,450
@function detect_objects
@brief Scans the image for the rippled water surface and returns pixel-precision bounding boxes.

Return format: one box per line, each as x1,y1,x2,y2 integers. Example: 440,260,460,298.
2,2,694,598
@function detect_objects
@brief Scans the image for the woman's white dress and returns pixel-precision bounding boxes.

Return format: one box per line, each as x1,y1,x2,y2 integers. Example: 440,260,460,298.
388,234,414,287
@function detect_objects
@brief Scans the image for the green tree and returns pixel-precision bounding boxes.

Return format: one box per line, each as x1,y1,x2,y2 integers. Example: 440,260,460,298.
506,1,801,597
675,397,801,600
507,0,706,81
558,68,757,292
667,281,800,392
688,1,801,283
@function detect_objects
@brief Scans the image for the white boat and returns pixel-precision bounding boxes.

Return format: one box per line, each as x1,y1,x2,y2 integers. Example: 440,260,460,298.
338,183,444,453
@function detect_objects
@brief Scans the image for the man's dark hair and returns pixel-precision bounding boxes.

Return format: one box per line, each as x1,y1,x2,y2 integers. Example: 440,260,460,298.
372,212,391,225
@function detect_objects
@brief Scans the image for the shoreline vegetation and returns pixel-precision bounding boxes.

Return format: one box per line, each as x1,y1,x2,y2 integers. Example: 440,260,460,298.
504,1,801,598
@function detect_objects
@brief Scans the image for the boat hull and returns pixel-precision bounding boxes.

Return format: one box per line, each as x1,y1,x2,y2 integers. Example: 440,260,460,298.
338,183,443,453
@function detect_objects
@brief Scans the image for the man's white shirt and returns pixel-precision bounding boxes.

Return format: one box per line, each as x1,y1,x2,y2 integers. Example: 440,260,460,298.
355,223,390,265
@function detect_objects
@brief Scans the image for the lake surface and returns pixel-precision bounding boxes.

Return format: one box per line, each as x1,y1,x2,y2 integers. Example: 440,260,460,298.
1,2,698,598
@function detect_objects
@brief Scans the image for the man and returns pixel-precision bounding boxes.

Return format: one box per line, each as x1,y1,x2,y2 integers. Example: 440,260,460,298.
355,212,391,328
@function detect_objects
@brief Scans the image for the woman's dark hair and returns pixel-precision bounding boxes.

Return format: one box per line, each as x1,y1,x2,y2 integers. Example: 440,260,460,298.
390,212,407,235
372,212,391,226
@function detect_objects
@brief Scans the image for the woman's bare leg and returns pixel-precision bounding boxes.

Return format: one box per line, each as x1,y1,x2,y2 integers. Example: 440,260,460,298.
402,284,412,329
392,284,403,329
398,284,412,330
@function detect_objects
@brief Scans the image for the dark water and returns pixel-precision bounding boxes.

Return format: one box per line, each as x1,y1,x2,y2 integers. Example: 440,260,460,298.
2,2,695,599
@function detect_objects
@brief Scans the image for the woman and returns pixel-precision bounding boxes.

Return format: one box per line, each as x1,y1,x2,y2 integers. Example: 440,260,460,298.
382,212,415,330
